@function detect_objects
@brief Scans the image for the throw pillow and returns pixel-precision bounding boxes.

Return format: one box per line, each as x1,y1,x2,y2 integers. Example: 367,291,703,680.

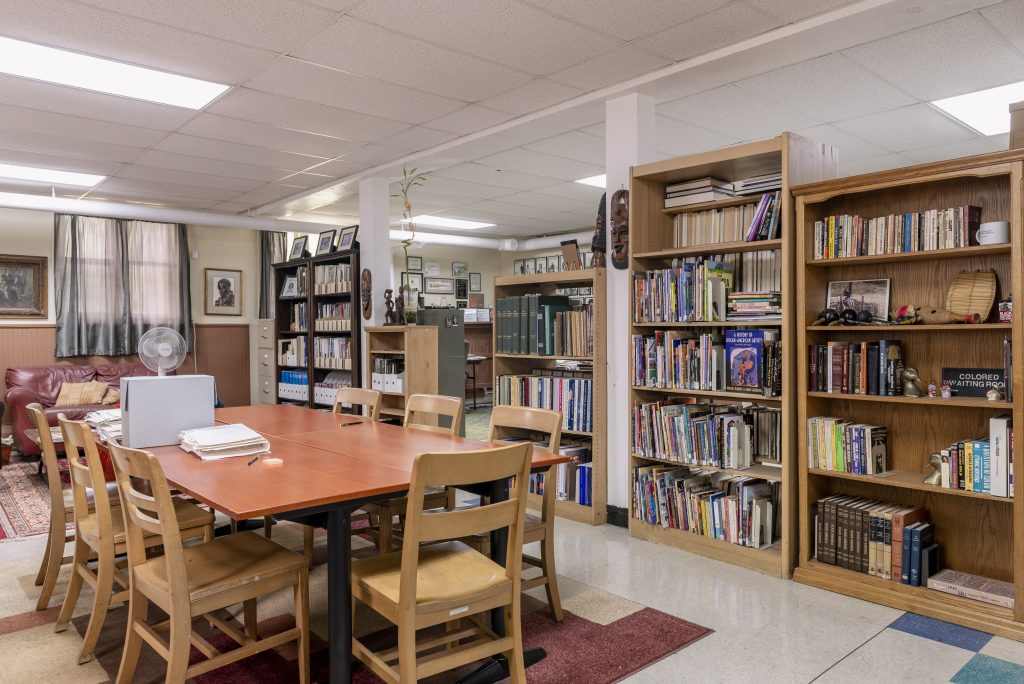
101,386,120,405
54,380,109,407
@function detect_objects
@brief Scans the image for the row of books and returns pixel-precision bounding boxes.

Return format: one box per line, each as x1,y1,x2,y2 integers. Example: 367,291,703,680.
811,205,982,260
495,371,593,433
313,263,352,294
633,259,732,323
527,443,593,505
936,415,1013,497
632,399,782,467
662,173,781,209
370,356,405,394
314,302,351,331
633,464,778,549
731,249,782,293
313,337,352,370
286,302,308,332
808,340,903,396
806,417,888,474
278,369,309,401
495,294,592,356
671,191,780,245
278,336,307,367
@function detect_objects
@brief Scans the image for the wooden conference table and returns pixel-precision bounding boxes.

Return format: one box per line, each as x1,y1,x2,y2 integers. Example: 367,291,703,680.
144,404,567,684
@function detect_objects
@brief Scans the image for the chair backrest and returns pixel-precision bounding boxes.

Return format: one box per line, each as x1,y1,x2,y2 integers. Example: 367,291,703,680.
404,394,464,437
399,442,532,605
59,416,115,538
333,387,382,420
26,403,65,521
488,405,562,520
107,441,188,593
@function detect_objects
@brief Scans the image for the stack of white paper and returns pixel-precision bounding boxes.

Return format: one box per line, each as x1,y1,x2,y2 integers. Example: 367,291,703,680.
85,409,121,427
179,424,270,461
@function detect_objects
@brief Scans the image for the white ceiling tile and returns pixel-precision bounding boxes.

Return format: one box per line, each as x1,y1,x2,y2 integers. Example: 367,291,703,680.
843,13,1024,100
522,131,604,165
0,103,168,148
524,0,730,42
833,104,979,153
0,147,122,175
349,0,616,75
338,144,408,167
75,0,338,52
272,172,334,190
981,1,1024,56
0,0,275,83
658,85,820,139
81,189,217,210
476,147,603,181
0,130,144,163
580,122,606,138
793,125,889,162
229,183,310,205
97,177,239,202
382,127,459,153
636,2,780,62
207,89,409,142
293,16,534,101
459,200,560,220
656,116,738,156
532,180,606,202
426,106,517,135
116,165,262,193
492,191,596,213
297,0,362,10
838,152,916,177
735,53,915,122
548,45,672,92
208,201,258,213
178,114,363,158
154,134,329,172
902,133,1011,164
433,163,560,191
0,75,195,130
0,177,106,194
480,79,584,116
745,0,860,23
415,176,512,200
299,158,365,178
133,149,288,182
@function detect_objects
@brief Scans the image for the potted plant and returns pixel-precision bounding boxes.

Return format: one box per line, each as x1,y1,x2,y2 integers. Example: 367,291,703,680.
395,167,428,324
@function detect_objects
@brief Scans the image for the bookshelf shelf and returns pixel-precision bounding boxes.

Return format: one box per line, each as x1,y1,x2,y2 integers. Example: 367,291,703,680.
365,326,440,425
627,133,839,579
494,269,607,525
633,452,784,481
794,151,1024,638
369,349,406,355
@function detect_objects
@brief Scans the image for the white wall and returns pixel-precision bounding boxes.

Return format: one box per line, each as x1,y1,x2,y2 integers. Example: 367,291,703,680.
0,207,56,325
393,243,502,307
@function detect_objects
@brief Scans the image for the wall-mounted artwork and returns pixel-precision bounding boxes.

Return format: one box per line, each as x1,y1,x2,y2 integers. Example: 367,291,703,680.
205,268,242,316
0,255,46,319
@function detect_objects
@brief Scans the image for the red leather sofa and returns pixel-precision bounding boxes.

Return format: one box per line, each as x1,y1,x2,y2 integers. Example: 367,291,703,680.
4,363,156,458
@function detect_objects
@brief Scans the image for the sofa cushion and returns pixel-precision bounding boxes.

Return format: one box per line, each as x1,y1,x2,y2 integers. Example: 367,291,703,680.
95,362,159,388
43,405,104,425
54,381,109,407
5,365,97,407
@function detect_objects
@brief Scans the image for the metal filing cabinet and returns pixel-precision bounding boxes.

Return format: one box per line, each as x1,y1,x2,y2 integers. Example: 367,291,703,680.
250,318,275,405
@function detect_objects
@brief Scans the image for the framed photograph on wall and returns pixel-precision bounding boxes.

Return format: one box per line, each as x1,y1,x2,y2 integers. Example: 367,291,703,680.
205,268,242,316
425,261,442,276
402,272,424,292
514,259,524,275
315,228,337,255
468,293,485,307
469,272,482,292
289,235,308,260
337,225,359,251
452,261,469,278
523,259,535,275
424,276,455,295
407,256,423,271
535,258,546,274
456,278,468,299
546,256,559,273
0,254,47,319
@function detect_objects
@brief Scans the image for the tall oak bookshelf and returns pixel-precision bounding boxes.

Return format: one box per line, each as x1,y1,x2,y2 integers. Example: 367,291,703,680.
493,268,607,525
793,150,1024,639
628,133,838,577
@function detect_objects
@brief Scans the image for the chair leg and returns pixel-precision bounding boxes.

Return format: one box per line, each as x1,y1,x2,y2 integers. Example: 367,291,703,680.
164,610,192,683
78,544,115,663
295,570,310,684
397,619,417,683
54,537,87,633
34,526,52,585
303,526,314,568
243,599,258,641
35,525,65,611
505,599,527,684
540,536,563,622
116,588,149,684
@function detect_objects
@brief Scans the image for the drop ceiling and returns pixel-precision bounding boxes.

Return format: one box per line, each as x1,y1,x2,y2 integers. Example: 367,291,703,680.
0,0,1019,238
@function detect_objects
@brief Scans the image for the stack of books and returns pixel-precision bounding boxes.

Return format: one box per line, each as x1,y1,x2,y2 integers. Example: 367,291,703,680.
808,340,904,396
180,424,270,461
811,205,982,259
727,291,781,322
663,177,734,208
733,172,782,196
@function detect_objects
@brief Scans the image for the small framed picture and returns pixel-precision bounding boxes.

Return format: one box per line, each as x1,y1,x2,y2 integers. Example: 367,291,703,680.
560,239,582,270
468,292,485,307
456,278,468,299
403,272,424,291
582,251,592,268
425,261,442,276
452,261,469,278
407,256,423,271
535,258,546,274
289,236,308,260
424,276,455,294
546,256,559,273
514,259,524,275
559,255,566,270
315,228,337,255
579,286,592,296
205,268,242,316
469,272,482,292
826,278,891,320
0,254,47,319
337,225,359,251
523,259,535,275
280,275,299,298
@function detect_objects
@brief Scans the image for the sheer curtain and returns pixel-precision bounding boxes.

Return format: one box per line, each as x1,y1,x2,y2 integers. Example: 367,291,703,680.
54,214,192,357
258,231,287,319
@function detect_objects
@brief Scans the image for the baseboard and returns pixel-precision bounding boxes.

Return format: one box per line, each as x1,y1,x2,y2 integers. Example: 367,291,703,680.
606,505,628,528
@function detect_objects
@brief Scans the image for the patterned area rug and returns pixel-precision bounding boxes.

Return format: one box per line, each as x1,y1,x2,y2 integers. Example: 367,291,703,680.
0,461,65,540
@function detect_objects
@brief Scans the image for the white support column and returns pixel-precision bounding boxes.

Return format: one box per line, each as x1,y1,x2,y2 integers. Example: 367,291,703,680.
358,176,393,387
605,93,655,512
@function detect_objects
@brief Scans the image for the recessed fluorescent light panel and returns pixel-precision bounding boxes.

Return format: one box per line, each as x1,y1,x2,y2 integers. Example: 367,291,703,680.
931,80,1024,135
401,215,495,230
0,37,229,109
575,174,606,188
0,162,104,187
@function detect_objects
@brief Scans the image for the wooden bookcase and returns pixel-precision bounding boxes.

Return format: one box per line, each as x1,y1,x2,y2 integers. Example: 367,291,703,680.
364,326,439,422
492,268,607,525
273,250,361,409
628,133,838,577
792,150,1024,640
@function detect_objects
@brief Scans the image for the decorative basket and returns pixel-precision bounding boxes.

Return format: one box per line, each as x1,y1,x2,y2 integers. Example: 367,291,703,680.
946,270,996,321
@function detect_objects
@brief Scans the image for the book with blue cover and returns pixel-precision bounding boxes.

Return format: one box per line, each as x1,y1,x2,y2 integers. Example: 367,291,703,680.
726,329,764,393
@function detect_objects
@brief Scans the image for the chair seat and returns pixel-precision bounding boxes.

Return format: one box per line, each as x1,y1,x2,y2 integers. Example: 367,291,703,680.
62,481,120,514
134,531,306,602
77,498,212,544
353,540,509,607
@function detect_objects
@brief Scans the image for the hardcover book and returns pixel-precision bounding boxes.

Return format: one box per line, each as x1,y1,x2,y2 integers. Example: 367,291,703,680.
725,329,764,393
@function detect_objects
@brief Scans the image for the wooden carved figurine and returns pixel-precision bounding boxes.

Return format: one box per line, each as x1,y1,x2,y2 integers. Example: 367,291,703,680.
609,188,629,270
901,367,927,397
360,268,372,320
384,289,396,325
591,192,607,268
396,285,406,325
922,453,943,485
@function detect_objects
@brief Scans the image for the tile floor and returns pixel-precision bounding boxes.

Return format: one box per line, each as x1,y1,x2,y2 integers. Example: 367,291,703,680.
2,514,1024,682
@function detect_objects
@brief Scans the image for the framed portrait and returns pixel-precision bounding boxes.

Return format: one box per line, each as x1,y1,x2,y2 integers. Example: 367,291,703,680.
546,256,559,273
337,225,359,251
205,268,242,316
469,272,482,292
523,259,534,275
289,235,308,261
452,261,469,278
0,254,46,319
559,255,566,270
280,275,299,298
402,272,424,292
407,256,423,271
315,228,337,255
826,278,891,320
424,276,455,295
514,259,524,275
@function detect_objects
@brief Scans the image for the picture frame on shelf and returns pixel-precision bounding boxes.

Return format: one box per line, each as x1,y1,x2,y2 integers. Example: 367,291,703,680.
402,272,423,292
289,236,308,260
469,272,482,292
561,239,582,270
825,278,891,320
407,256,423,271
280,275,299,298
523,259,535,275
205,268,242,316
337,225,359,251
424,276,455,295
0,254,46,319
514,259,524,275
452,261,469,278
535,258,546,274
315,228,337,255
546,255,559,273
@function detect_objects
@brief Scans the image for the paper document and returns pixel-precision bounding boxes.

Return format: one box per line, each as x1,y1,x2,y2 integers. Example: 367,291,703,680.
179,424,270,461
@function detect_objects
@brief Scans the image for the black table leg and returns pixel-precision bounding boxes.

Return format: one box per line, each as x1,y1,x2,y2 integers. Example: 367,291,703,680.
327,507,352,684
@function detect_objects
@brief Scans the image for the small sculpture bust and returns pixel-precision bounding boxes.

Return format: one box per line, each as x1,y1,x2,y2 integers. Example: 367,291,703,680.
987,385,1004,401
901,367,926,397
940,380,953,399
384,288,396,325
922,453,943,485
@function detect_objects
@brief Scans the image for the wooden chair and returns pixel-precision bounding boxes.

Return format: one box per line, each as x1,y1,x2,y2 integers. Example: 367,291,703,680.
351,442,532,683
107,441,310,683
54,417,215,665
374,394,464,552
488,405,564,622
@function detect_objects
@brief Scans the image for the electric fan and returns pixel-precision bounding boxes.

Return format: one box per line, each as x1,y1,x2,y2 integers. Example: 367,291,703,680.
137,327,186,376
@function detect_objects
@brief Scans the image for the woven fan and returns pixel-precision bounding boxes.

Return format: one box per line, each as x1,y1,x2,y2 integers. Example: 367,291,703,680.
946,270,996,320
